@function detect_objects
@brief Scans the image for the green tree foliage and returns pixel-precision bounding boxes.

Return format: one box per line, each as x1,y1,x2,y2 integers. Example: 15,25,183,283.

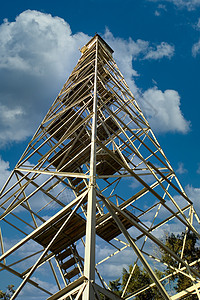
108,265,160,299
161,231,200,299
121,264,160,299
109,278,121,295
0,285,15,300
108,232,200,299
99,278,121,299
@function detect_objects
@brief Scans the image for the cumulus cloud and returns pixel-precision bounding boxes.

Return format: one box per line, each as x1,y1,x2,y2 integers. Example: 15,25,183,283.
103,28,148,91
185,185,200,212
0,11,88,74
139,185,200,240
104,28,174,63
103,30,189,133
0,157,11,188
96,242,136,279
0,10,89,147
19,276,58,298
16,275,58,300
140,87,190,133
144,42,174,60
0,10,188,147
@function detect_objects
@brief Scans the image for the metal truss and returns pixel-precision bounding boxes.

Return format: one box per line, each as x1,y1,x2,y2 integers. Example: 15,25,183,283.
0,34,200,299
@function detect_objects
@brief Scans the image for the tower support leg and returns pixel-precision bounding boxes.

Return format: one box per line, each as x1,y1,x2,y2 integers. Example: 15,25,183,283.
83,36,98,300
83,186,96,299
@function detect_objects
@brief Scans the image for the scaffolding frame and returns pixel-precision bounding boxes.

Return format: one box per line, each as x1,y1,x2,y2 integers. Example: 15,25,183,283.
0,34,200,299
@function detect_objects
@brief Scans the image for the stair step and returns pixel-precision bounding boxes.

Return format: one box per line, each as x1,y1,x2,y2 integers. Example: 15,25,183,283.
61,257,76,270
57,248,72,261
75,181,86,193
70,177,82,187
64,267,80,280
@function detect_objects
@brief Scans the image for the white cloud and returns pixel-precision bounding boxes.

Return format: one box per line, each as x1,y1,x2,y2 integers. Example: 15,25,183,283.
103,28,148,86
0,157,11,188
140,87,190,133
98,263,129,279
144,42,174,60
158,3,168,9
185,185,200,213
176,162,188,174
104,28,174,62
103,30,189,134
155,10,161,15
192,39,200,56
154,4,168,15
27,276,58,294
150,0,200,10
0,10,89,147
96,242,136,280
17,276,58,300
191,18,200,57
0,10,188,148
0,103,29,144
173,0,200,10
0,11,87,74
193,17,200,30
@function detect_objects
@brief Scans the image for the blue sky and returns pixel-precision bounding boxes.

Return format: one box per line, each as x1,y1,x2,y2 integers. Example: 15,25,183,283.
1,0,200,298
1,0,200,186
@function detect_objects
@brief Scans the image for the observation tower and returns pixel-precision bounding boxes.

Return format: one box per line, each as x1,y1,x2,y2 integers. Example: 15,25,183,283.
0,34,200,299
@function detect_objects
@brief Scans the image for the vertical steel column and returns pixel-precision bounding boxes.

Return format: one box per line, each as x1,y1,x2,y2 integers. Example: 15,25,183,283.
83,37,98,299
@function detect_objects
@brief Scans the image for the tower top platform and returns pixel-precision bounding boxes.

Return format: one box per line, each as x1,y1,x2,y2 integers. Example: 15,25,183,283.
80,33,114,55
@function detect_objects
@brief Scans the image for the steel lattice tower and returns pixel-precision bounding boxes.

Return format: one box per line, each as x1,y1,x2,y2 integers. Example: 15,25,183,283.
0,34,200,300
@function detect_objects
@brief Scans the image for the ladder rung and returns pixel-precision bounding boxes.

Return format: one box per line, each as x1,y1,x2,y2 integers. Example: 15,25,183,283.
61,257,76,270
64,267,80,280
57,248,72,261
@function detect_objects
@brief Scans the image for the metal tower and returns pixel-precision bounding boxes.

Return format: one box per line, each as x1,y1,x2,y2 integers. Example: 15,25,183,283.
0,34,200,300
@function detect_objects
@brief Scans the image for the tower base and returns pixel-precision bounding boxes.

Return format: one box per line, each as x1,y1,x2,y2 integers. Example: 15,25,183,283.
46,276,121,300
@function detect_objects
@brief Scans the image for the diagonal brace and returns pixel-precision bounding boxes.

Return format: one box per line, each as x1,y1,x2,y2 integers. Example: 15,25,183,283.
101,196,171,300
